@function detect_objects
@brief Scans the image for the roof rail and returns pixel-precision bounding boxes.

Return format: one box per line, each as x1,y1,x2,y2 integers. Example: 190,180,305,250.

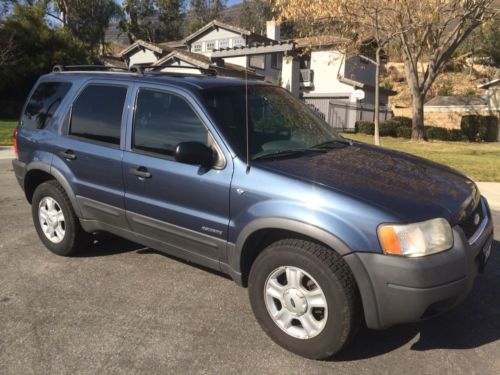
145,65,217,76
52,65,131,73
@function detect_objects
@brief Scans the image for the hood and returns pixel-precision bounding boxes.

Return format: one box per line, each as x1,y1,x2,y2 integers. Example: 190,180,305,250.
255,142,479,224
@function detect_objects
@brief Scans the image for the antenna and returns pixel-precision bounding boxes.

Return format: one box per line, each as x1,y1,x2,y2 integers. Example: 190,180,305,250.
245,63,250,173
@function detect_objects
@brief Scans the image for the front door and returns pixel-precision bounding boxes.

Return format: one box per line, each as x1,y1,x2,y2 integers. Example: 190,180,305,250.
122,86,232,268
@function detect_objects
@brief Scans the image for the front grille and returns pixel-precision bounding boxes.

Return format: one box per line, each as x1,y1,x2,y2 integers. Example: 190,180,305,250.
459,202,484,239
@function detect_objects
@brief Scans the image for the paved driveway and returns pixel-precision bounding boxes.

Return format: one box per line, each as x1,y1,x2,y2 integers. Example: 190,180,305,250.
1,159,499,375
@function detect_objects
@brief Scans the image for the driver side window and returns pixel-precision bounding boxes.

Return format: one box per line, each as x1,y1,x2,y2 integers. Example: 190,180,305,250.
133,89,209,157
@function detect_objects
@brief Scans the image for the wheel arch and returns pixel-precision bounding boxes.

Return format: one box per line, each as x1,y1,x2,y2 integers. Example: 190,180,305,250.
24,164,82,217
231,218,354,287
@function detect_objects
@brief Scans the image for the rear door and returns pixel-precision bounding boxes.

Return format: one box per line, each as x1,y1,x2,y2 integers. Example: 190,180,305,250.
122,85,233,268
52,81,132,228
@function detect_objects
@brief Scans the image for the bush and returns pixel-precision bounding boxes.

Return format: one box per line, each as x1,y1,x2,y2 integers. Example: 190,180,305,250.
425,126,450,141
478,115,499,142
391,116,412,128
396,126,412,139
379,120,399,136
447,129,468,142
437,81,454,96
355,121,374,134
461,115,481,141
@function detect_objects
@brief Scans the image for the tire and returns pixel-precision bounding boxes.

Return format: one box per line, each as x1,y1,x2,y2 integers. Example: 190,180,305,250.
32,180,91,256
248,239,361,359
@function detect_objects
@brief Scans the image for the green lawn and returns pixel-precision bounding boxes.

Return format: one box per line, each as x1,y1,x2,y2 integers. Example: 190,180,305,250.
343,133,500,182
0,120,17,146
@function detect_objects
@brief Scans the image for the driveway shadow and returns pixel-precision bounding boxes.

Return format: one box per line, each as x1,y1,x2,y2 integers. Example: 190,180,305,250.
335,239,500,361
75,232,146,257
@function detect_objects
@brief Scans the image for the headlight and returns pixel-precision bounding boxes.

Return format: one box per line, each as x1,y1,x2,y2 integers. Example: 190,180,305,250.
378,218,453,257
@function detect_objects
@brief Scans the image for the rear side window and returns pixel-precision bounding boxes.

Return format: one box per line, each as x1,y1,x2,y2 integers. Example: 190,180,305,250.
23,82,72,130
133,89,209,156
70,85,127,145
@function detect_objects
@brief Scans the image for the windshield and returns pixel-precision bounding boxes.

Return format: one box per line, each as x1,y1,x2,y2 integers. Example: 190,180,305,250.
201,85,344,159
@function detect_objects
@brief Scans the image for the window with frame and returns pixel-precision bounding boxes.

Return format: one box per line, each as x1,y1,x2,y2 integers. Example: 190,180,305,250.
133,89,209,157
218,39,229,49
233,38,244,47
206,41,215,51
249,54,265,70
193,43,202,52
69,85,127,145
271,53,282,69
23,82,72,130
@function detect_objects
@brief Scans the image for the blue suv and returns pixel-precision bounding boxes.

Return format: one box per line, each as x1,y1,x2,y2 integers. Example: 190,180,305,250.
12,66,494,359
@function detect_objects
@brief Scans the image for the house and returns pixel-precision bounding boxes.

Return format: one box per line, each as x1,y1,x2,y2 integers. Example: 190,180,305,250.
114,20,394,130
423,95,491,130
478,78,500,113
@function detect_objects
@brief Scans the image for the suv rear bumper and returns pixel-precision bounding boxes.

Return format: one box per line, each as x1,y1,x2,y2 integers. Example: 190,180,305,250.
344,200,494,330
12,159,26,189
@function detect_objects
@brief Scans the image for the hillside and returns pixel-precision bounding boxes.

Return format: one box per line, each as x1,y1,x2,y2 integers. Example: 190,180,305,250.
383,61,498,109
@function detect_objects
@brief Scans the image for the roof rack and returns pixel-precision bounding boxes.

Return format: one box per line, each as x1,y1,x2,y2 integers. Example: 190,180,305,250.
52,65,131,73
51,64,218,77
144,65,217,76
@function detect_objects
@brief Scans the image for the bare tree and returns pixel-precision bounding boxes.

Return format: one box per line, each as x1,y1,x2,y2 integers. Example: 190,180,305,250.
275,0,497,140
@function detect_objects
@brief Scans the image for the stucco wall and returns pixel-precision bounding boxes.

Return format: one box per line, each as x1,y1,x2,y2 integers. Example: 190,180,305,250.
309,51,353,95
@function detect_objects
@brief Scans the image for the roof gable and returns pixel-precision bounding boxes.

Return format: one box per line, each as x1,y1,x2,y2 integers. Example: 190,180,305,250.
152,50,212,69
184,20,252,44
119,39,164,58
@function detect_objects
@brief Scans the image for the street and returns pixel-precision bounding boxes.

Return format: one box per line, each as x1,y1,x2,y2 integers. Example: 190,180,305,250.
1,158,499,374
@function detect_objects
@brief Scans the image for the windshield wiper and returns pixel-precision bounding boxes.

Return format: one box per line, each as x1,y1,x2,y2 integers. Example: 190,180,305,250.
252,148,326,161
309,139,352,149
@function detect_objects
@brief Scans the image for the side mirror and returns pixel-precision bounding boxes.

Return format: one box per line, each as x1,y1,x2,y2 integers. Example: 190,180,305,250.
174,142,214,168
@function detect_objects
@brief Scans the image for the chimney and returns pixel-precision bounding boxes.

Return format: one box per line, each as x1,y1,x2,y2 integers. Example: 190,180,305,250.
266,20,280,42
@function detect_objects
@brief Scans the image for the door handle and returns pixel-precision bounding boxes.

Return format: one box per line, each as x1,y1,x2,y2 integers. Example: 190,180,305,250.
59,149,76,160
130,167,152,179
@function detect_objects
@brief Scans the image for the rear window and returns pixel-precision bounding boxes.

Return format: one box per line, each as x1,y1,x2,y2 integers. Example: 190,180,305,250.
22,81,72,130
69,85,127,145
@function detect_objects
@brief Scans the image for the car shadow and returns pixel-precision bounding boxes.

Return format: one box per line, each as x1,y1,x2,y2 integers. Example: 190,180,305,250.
334,239,500,361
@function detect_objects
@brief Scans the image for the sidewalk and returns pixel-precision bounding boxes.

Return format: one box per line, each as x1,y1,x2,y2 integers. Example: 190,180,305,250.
477,182,500,211
0,146,15,160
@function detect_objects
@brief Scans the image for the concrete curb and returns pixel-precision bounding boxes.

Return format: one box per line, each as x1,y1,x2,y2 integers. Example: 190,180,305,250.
0,146,15,160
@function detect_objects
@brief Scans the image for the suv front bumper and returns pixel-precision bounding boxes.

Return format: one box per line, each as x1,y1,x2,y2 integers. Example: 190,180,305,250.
344,199,494,330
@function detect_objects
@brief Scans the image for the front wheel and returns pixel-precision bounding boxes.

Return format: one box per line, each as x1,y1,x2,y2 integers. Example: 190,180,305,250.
248,239,361,359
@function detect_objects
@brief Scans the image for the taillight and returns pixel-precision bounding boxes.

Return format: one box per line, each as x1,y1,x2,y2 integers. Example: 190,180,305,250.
13,127,18,156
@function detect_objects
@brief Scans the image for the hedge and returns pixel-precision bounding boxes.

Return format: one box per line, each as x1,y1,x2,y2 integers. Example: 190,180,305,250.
396,126,412,138
461,115,499,142
390,116,412,128
425,126,449,141
355,121,374,134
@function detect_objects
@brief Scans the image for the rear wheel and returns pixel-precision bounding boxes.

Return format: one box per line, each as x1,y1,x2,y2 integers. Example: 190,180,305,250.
32,180,91,256
248,239,361,359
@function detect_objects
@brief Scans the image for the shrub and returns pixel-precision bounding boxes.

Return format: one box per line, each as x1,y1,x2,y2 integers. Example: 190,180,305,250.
447,129,468,142
391,116,412,128
463,87,476,96
378,120,399,136
396,126,412,139
478,115,499,142
425,126,449,141
355,121,374,134
461,115,481,141
382,79,394,90
437,81,454,96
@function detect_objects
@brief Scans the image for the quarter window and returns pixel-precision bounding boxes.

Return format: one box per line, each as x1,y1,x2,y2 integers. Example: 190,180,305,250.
23,82,72,130
133,89,209,157
69,85,127,145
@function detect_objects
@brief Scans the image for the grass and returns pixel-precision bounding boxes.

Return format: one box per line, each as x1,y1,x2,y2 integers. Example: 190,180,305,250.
0,120,17,146
342,133,500,182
